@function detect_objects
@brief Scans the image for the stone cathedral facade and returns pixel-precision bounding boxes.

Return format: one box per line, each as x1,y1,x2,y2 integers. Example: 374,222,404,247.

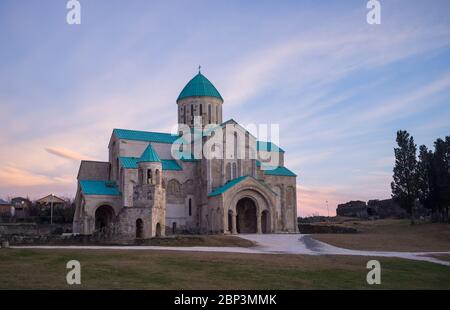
73,71,298,239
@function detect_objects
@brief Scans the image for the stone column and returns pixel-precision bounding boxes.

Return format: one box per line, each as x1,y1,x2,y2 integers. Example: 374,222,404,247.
257,210,262,234
232,213,237,234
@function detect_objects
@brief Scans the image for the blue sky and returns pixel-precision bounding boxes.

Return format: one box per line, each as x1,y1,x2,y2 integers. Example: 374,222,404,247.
1,0,450,216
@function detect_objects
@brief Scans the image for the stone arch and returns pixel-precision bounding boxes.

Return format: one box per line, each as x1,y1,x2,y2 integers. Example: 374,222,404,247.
146,169,152,184
227,185,275,234
135,218,143,239
94,205,115,232
167,179,182,196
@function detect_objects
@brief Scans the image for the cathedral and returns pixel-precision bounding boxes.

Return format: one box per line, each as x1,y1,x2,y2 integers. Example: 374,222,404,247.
73,71,298,239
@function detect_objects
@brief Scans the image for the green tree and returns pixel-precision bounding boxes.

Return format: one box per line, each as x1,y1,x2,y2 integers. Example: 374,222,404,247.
417,144,434,212
391,130,418,224
432,138,450,222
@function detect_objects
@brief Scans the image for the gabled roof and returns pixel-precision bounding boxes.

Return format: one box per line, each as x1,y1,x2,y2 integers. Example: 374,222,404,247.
79,180,121,196
137,144,161,163
208,175,277,197
119,157,182,171
256,161,297,177
208,176,247,197
177,73,223,101
113,128,182,144
0,198,10,205
36,194,66,204
257,141,285,153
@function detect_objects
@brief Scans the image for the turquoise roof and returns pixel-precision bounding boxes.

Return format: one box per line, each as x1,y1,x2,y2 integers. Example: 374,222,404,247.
257,141,285,153
137,145,161,163
208,176,247,197
177,73,223,101
113,128,183,144
256,161,297,177
263,166,296,177
119,157,182,171
162,159,182,171
208,175,277,197
119,157,139,169
79,180,121,196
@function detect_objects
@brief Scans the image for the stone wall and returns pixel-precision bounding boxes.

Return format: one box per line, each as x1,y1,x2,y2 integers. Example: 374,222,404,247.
0,223,72,236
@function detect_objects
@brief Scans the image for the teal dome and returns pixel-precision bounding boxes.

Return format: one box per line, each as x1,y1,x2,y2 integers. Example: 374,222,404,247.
177,73,223,101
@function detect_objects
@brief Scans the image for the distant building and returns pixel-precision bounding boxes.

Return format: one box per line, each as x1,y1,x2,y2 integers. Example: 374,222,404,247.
36,194,66,209
0,199,13,216
336,198,407,219
336,200,368,218
11,197,32,218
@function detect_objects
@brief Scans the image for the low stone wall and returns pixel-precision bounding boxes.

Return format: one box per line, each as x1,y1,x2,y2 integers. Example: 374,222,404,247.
298,224,357,234
0,223,71,236
2,234,138,246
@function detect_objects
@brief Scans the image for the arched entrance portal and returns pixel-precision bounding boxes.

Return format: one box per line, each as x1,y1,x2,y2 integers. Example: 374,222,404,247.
95,205,114,232
261,210,269,233
135,219,143,239
236,198,257,233
155,223,162,237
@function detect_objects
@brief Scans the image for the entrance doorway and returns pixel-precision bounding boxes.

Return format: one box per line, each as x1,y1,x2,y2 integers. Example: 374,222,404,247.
236,198,257,233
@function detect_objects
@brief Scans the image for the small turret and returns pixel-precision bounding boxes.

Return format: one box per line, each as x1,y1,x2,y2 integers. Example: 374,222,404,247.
137,144,162,186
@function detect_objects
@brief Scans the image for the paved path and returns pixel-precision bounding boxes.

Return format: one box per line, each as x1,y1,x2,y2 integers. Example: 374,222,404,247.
11,234,450,266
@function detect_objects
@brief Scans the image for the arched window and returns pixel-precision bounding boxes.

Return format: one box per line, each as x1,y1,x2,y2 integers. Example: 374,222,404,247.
208,104,211,123
190,104,194,125
234,132,238,159
216,105,219,122
232,162,237,179
183,106,186,124
199,104,203,117
147,169,152,184
226,163,231,182
188,198,192,216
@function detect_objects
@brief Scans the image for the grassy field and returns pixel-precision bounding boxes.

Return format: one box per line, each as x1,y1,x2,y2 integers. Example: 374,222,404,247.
312,219,450,252
1,249,450,289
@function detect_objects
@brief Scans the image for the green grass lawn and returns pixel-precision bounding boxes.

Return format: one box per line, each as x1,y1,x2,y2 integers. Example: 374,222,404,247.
1,249,449,289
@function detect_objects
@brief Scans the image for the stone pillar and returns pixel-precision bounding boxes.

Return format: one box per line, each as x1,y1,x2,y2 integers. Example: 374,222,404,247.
257,210,262,234
232,213,237,234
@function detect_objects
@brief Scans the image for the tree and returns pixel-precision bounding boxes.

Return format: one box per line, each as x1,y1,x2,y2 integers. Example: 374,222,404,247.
417,145,434,212
391,130,418,224
432,138,450,222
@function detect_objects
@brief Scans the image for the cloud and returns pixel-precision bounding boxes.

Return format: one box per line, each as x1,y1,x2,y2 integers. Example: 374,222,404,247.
0,165,72,187
45,147,95,162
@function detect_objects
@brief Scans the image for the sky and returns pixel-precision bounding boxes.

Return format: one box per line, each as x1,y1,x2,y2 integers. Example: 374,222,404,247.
1,0,450,216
